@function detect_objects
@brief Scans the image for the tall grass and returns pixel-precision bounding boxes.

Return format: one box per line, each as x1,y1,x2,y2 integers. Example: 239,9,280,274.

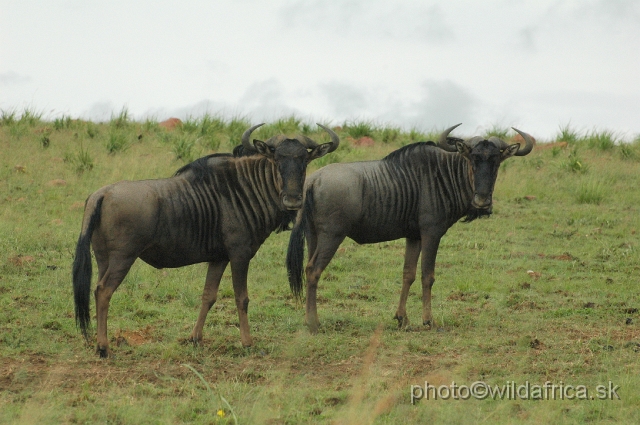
343,120,375,139
226,115,252,145
64,142,94,173
172,134,197,162
54,115,73,130
105,129,131,154
556,123,580,143
484,124,510,140
560,147,588,173
0,108,17,126
585,129,618,151
381,126,400,144
575,179,607,204
110,107,131,129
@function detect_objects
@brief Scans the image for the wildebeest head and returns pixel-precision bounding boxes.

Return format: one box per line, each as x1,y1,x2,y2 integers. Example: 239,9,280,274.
242,123,340,210
437,123,534,214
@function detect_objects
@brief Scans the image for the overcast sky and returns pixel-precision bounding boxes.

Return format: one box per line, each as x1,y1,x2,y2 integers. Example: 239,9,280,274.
1,0,639,140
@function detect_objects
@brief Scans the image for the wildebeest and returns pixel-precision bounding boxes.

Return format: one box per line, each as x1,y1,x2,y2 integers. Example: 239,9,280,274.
286,124,534,333
73,123,339,357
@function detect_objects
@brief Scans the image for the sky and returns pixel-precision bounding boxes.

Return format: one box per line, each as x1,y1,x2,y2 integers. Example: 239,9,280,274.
1,0,639,140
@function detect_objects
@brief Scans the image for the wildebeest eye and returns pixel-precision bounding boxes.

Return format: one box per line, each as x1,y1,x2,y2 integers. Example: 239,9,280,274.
269,146,276,153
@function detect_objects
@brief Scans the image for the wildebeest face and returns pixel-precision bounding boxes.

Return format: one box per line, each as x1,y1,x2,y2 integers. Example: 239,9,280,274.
457,140,520,210
254,138,332,210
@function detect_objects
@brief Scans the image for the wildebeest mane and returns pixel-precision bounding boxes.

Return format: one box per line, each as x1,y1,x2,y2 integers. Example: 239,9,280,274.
174,153,232,177
382,142,434,164
382,137,464,165
174,145,259,181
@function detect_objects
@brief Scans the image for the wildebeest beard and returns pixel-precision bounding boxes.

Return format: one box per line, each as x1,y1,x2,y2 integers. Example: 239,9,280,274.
275,209,298,233
462,205,493,223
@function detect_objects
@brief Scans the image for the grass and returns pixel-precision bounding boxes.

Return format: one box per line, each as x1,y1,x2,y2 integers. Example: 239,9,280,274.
574,178,607,205
343,120,376,139
1,111,640,423
484,124,510,140
556,123,580,144
105,128,131,154
585,129,618,151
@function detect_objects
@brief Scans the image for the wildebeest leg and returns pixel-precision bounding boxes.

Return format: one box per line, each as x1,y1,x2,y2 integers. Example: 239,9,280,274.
394,238,421,329
420,234,442,328
305,233,345,334
94,255,136,358
189,260,229,344
230,259,253,347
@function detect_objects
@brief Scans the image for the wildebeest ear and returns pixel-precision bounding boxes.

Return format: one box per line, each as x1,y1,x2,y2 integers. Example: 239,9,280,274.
307,143,333,161
456,141,471,158
501,143,520,160
253,140,274,158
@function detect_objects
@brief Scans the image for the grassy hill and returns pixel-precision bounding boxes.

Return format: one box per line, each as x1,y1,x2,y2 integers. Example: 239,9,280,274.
1,109,640,424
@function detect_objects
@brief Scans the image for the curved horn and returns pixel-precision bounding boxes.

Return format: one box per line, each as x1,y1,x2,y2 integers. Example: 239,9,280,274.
511,128,535,156
241,123,265,151
437,123,463,152
316,123,340,153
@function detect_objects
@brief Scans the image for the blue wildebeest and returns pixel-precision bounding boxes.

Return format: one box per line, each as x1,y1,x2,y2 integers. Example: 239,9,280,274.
287,124,534,333
73,123,339,357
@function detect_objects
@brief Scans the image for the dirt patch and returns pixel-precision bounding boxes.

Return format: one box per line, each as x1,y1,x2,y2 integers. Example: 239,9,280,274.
46,179,67,187
114,325,155,347
538,252,578,261
535,141,568,150
351,137,375,147
447,291,479,302
70,201,85,210
8,255,35,267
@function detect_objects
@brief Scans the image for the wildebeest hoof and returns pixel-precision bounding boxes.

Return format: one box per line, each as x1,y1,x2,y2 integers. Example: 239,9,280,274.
179,336,202,346
97,346,110,358
423,320,433,329
394,314,409,329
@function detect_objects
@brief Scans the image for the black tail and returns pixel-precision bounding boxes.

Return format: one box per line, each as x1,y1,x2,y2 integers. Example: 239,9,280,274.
286,189,313,299
72,196,103,341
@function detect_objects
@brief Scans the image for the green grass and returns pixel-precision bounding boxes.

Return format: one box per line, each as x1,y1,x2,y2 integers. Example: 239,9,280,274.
484,124,510,140
343,120,376,139
585,129,618,151
2,111,640,424
556,123,580,144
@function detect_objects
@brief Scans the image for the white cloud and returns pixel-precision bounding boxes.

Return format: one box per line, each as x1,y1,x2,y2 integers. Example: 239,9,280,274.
0,71,31,86
279,0,454,43
319,82,370,117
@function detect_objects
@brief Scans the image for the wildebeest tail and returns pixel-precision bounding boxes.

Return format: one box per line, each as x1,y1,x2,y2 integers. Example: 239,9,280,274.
286,189,314,299
72,195,103,341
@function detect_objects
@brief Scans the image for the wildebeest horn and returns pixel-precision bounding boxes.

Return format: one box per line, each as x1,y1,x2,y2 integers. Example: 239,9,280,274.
315,123,340,153
511,128,535,156
241,123,265,151
437,123,462,152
